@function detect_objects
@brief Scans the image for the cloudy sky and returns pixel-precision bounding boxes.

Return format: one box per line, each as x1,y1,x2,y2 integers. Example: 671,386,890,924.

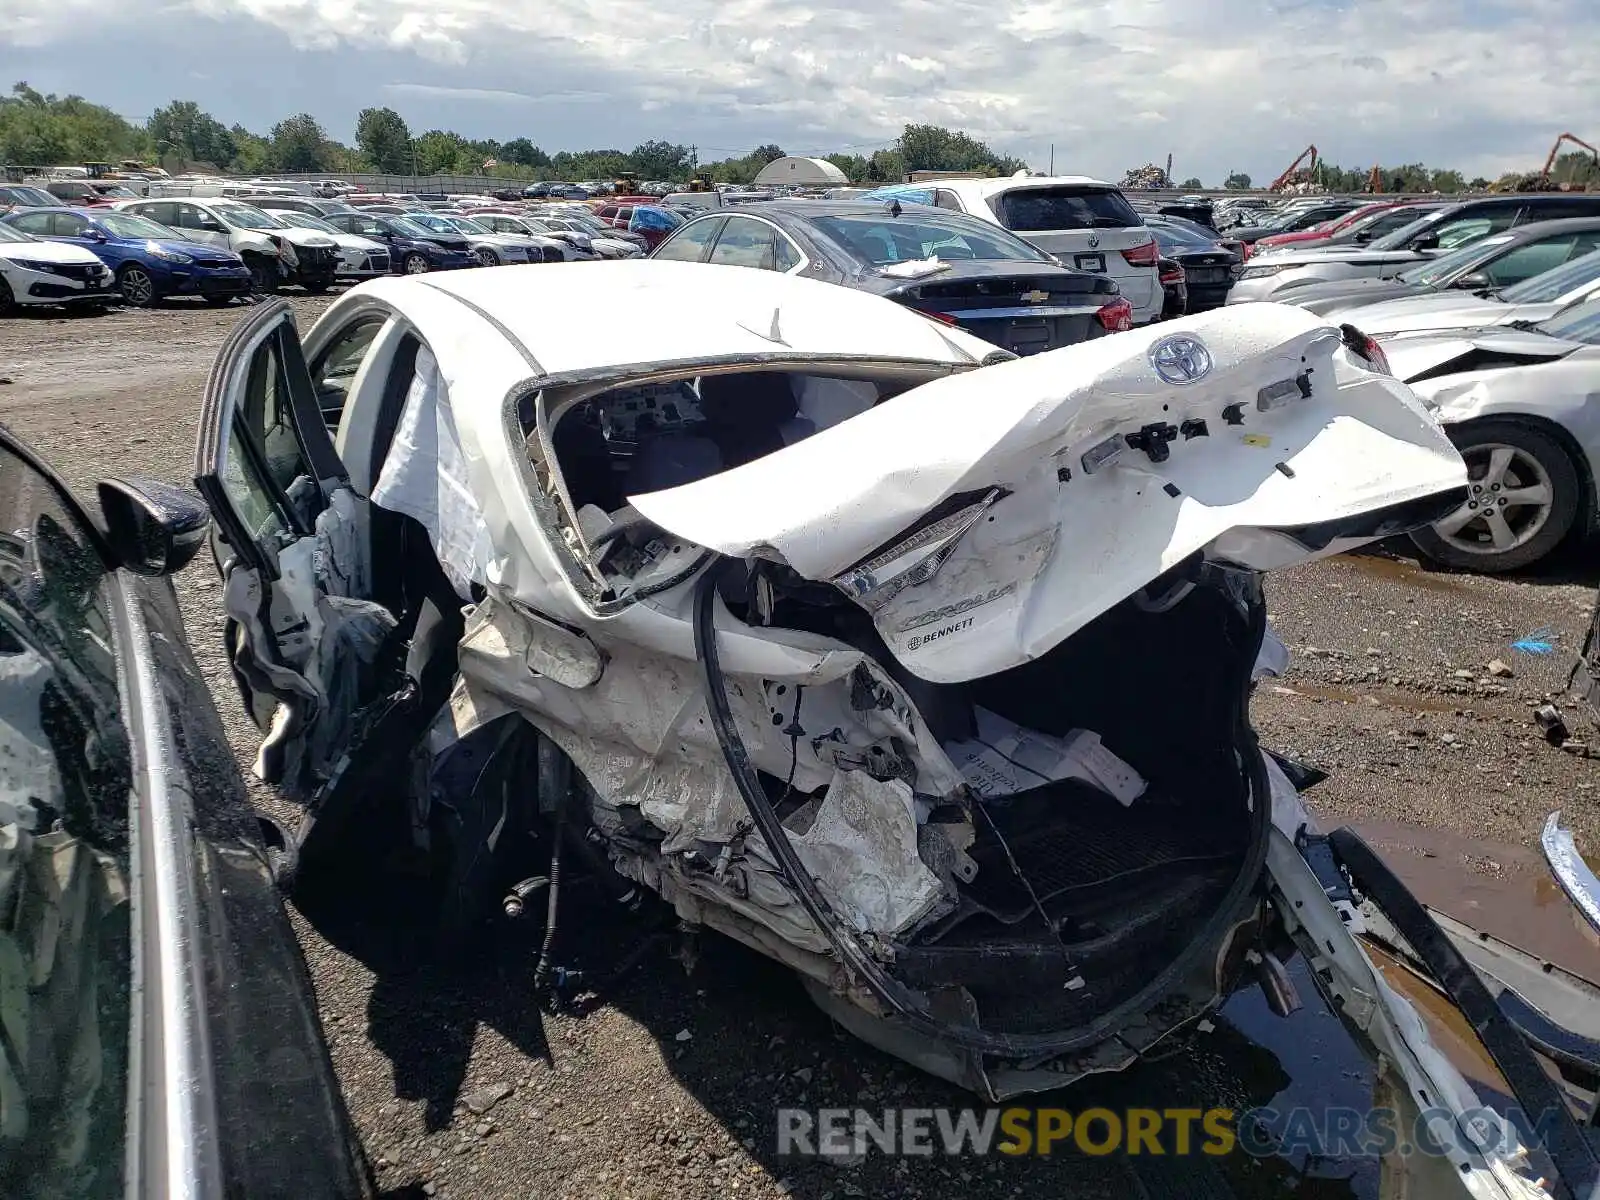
5,0,1597,182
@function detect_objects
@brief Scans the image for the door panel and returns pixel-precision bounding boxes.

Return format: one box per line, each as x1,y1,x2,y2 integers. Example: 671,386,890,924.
192,300,391,792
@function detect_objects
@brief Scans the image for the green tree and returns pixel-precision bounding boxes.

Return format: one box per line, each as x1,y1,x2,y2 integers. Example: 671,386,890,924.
1224,171,1252,189
149,100,235,168
269,112,330,172
824,153,870,183
355,106,412,173
630,139,694,180
1551,151,1600,186
0,82,150,165
500,137,549,168
1179,176,1204,189
1429,168,1467,193
229,124,272,173
896,124,1020,175
751,143,785,166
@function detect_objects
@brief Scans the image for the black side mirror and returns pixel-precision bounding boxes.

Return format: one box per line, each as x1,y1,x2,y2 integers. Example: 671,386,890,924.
85,227,108,242
1413,233,1440,252
1352,229,1374,244
1451,270,1492,290
96,477,210,576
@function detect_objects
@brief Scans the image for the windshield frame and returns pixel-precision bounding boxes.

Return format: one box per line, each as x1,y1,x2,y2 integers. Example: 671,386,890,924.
1501,249,1600,304
97,212,184,240
212,203,289,231
1369,208,1450,252
1537,297,1600,344
1395,233,1514,287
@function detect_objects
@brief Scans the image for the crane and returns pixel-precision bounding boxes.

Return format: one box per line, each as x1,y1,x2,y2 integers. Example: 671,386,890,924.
1270,145,1319,192
1540,133,1599,185
1366,165,1383,194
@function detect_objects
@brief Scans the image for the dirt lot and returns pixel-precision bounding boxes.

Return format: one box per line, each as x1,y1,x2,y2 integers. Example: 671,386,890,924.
5,295,1600,1200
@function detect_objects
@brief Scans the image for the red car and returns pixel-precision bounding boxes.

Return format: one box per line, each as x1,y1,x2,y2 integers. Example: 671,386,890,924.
1253,201,1419,250
592,202,684,249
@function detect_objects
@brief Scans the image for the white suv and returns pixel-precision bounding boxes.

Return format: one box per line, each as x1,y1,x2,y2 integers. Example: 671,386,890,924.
866,175,1162,325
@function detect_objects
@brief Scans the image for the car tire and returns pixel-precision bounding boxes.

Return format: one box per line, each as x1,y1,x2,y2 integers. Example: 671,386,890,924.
0,276,15,315
1408,418,1583,573
117,263,158,307
402,252,430,274
474,247,500,267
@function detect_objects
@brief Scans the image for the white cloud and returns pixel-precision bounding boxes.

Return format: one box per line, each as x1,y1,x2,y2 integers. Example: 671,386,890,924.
5,0,1598,181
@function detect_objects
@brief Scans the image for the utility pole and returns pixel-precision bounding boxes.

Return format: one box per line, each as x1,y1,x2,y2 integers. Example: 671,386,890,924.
1049,143,1054,174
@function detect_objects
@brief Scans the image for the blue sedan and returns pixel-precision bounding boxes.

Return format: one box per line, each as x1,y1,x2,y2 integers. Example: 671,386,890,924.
1,206,253,306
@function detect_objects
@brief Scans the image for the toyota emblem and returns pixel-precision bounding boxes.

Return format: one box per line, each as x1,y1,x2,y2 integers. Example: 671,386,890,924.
1149,335,1213,385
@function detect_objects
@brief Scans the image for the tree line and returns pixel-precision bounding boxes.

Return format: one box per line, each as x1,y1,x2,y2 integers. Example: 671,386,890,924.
4,81,1597,191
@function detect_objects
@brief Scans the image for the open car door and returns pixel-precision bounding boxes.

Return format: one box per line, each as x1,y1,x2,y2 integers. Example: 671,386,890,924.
192,298,394,804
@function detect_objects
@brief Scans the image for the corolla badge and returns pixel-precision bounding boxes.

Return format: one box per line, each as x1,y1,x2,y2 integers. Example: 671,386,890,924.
1149,334,1213,385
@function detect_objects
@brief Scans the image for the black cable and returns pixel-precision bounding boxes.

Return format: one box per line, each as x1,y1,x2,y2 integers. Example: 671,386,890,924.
532,774,569,995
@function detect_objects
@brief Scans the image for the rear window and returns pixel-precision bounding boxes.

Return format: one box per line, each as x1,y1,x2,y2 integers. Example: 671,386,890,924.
991,186,1142,233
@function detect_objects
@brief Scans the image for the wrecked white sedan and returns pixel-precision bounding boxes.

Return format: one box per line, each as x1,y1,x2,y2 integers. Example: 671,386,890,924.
194,262,1599,1196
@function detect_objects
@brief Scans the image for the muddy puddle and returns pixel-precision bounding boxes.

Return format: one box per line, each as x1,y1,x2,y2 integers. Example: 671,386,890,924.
1333,551,1478,595
1062,818,1600,1198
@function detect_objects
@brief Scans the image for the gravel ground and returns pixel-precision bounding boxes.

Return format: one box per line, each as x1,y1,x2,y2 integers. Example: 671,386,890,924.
5,295,1599,1200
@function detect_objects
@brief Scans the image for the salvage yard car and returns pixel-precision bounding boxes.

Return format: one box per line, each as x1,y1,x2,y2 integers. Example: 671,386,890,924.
113,196,340,293
1229,194,1600,306
0,217,113,313
321,211,477,274
262,209,394,281
1389,295,1600,572
649,200,1132,354
3,205,251,307
179,259,1600,1197
864,176,1163,327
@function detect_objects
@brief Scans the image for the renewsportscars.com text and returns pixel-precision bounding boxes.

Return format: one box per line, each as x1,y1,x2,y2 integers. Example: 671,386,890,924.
777,1105,1560,1160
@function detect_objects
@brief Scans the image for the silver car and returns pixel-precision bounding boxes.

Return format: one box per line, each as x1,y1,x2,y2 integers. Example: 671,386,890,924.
1336,248,1600,337
405,212,552,266
1390,297,1600,571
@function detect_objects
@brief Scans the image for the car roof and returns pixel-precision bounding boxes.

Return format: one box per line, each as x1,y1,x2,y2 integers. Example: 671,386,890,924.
352,259,985,384
914,175,1114,198
722,200,975,221
1488,215,1600,240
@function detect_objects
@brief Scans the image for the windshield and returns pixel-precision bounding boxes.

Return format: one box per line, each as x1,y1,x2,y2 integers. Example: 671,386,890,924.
1504,249,1600,303
2,186,57,206
274,212,339,234
446,216,491,235
1538,297,1600,344
392,216,443,239
1370,208,1449,252
813,212,1051,265
0,221,34,244
213,203,287,230
1396,234,1514,286
991,185,1142,232
98,213,177,240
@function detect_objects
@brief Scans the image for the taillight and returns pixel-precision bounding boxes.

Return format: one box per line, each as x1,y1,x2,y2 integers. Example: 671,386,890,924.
920,310,961,327
1240,242,1254,261
1096,297,1133,332
1340,323,1392,376
1120,238,1159,267
1159,263,1185,285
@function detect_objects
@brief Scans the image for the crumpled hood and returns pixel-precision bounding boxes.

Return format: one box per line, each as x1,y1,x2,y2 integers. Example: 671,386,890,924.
1385,327,1582,382
631,303,1467,681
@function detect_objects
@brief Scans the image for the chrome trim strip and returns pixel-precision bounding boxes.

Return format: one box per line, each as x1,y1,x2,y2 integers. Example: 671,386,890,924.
937,304,1104,320
1542,810,1600,935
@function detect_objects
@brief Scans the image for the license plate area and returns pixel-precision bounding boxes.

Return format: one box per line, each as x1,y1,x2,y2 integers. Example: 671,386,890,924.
1074,253,1106,272
1187,267,1227,284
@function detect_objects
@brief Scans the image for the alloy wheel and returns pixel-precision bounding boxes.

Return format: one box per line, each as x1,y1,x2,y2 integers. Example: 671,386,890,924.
120,265,155,307
404,253,430,274
1431,443,1554,557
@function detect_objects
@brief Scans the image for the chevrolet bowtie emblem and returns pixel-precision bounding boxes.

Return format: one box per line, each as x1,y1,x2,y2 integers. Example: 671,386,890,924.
1021,290,1049,303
